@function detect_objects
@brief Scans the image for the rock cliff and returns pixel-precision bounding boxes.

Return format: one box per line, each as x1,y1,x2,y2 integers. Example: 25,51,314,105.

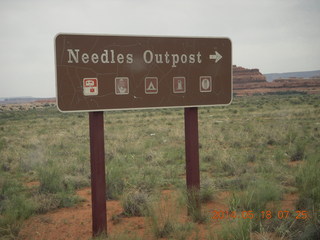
233,65,267,84
233,65,320,95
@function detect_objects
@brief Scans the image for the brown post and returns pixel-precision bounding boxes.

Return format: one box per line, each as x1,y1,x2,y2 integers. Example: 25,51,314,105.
89,112,107,236
184,107,200,215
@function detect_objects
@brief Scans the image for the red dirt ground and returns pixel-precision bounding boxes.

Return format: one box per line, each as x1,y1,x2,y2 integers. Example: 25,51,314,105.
18,187,228,240
18,186,297,240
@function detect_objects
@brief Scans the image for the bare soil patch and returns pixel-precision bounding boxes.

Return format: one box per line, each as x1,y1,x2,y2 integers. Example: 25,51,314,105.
18,187,234,240
18,186,298,240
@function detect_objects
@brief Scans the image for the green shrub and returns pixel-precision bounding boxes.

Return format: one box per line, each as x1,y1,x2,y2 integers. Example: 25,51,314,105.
0,218,22,240
32,193,60,214
0,177,24,209
106,161,126,200
200,178,215,203
38,163,65,194
247,151,257,163
147,193,196,239
230,178,282,213
121,190,150,217
181,188,209,223
130,167,159,193
63,175,90,190
274,215,320,239
172,222,195,240
148,200,176,239
298,221,320,240
218,218,252,240
56,192,82,208
35,162,82,215
290,139,306,161
218,157,237,176
296,154,320,210
152,220,175,238
1,195,35,221
0,177,36,239
229,192,241,212
0,138,7,151
32,191,82,214
0,177,34,220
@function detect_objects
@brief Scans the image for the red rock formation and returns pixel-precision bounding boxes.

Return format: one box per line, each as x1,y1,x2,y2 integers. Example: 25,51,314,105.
233,65,267,84
232,65,320,95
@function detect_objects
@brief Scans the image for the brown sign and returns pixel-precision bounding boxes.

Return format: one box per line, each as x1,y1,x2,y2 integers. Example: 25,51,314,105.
55,34,232,112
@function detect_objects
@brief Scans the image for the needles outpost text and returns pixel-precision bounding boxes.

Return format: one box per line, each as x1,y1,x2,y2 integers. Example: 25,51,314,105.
67,49,203,68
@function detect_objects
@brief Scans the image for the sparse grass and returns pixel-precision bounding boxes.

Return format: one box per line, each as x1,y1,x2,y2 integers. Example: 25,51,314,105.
38,161,66,194
296,154,320,210
0,174,35,239
106,159,127,200
147,198,177,239
178,187,210,224
230,177,282,213
290,138,307,161
121,189,150,217
0,94,320,239
147,191,196,239
200,177,215,203
217,218,252,240
293,154,320,239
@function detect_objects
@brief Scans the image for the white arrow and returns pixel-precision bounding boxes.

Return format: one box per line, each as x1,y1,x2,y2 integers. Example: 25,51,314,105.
209,51,222,63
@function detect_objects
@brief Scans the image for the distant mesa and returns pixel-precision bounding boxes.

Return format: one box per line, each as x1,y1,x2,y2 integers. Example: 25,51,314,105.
0,97,55,105
233,65,267,84
233,65,320,96
264,70,320,82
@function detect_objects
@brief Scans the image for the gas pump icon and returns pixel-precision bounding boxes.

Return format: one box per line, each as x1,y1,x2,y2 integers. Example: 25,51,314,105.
83,78,98,96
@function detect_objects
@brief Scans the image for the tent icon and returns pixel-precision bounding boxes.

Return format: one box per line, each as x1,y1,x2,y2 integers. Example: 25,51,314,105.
145,77,158,94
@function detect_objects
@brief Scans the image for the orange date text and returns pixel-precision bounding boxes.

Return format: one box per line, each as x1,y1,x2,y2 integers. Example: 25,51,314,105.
209,210,310,220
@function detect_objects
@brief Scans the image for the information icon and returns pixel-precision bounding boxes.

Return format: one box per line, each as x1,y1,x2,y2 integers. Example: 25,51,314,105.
200,76,212,93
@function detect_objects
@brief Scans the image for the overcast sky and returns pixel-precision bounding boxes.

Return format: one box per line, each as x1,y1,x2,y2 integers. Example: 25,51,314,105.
1,0,319,98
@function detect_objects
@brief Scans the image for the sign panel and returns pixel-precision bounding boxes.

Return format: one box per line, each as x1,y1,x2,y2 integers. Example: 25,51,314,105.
55,34,232,112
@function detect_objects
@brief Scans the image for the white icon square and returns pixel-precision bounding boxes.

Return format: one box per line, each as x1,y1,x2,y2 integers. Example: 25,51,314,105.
115,77,129,95
83,78,98,96
145,77,158,94
199,76,212,93
173,77,186,93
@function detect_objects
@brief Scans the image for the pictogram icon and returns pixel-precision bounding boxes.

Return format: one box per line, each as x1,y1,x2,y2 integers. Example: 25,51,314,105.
200,76,212,92
115,77,129,95
145,77,158,94
83,78,98,96
173,77,186,93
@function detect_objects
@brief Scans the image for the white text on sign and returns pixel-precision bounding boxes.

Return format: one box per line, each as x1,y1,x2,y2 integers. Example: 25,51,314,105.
67,49,203,68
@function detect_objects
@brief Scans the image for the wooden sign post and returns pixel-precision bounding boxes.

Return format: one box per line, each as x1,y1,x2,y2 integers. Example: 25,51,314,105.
89,112,107,236
184,107,200,215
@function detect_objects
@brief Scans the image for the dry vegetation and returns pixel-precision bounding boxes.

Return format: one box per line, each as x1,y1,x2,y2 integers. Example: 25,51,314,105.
0,94,319,239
